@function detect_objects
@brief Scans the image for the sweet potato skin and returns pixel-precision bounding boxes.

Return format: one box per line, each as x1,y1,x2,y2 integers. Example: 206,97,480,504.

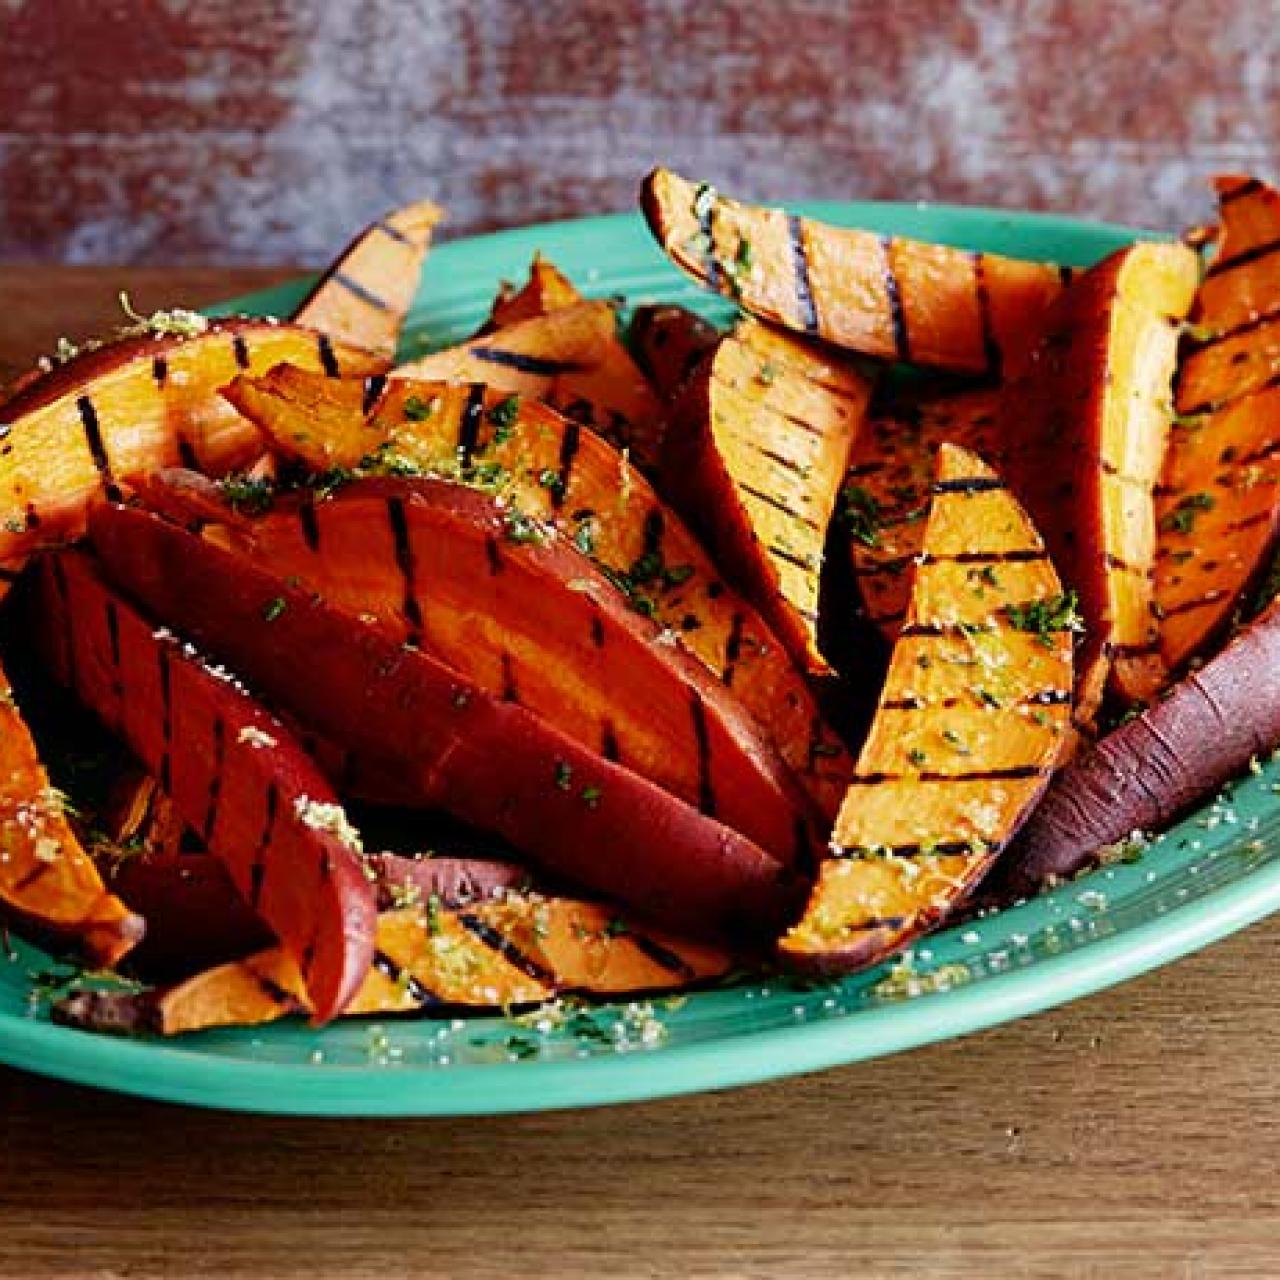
88,505,804,944
642,168,1068,375
35,551,377,1021
780,445,1073,975
1005,597,1280,894
293,199,441,359
0,320,384,578
223,370,854,818
664,319,870,675
204,476,819,864
629,304,719,402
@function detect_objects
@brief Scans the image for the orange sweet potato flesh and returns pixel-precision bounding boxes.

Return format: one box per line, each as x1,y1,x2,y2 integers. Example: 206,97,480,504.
393,301,668,471
0,319,385,580
54,896,731,1036
780,445,1073,975
34,551,377,1021
664,318,871,675
999,240,1200,719
642,168,1070,376
630,304,720,402
1149,177,1280,692
223,369,854,819
0,661,142,966
293,199,442,360
843,387,1002,643
88,504,804,944
200,476,820,865
484,253,583,332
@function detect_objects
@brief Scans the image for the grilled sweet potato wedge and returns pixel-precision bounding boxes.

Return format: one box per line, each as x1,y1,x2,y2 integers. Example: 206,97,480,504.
197,476,819,862
1148,177,1280,693
1006,594,1280,893
1000,240,1199,718
0,319,384,581
88,504,804,943
55,895,732,1036
293,199,442,360
665,319,871,674
393,301,667,471
843,387,1002,642
222,370,854,817
93,771,273,979
34,551,377,1021
484,253,583,331
779,445,1073,975
630,304,720,402
642,168,1070,376
0,661,142,966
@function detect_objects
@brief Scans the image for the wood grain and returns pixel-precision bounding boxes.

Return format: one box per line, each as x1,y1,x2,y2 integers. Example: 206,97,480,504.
1,0,1277,265
3,268,1280,1278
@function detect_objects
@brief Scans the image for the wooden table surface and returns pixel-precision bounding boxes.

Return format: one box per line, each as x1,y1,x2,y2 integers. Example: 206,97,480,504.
3,268,1280,1279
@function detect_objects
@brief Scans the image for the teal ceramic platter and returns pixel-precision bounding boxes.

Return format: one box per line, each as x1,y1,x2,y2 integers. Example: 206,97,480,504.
4,201,1274,1117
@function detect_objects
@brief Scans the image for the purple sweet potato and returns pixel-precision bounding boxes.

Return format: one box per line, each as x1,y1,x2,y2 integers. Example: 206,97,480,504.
1005,598,1280,894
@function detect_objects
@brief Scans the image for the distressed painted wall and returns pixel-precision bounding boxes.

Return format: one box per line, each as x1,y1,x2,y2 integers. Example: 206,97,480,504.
0,0,1275,264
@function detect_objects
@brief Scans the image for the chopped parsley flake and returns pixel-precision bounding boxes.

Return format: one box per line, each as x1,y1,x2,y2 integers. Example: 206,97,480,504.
1005,591,1083,646
262,597,287,623
402,395,434,422
488,395,521,439
1159,491,1215,534
838,484,882,548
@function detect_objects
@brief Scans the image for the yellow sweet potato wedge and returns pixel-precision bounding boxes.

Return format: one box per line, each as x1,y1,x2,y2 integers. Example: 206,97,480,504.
293,199,442,360
1149,177,1280,692
642,168,1070,376
665,318,872,674
484,253,583,331
0,663,142,966
630,304,720,402
779,445,1073,975
842,387,1002,642
999,240,1200,719
223,369,854,817
53,896,731,1035
0,319,384,581
393,300,667,471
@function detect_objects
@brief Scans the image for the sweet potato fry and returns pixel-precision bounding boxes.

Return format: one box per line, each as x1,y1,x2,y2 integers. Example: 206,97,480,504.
665,319,871,674
842,387,1002,642
393,300,667,471
88,504,805,943
293,199,442,360
642,168,1070,376
1005,595,1280,893
629,304,719,402
34,551,377,1021
779,445,1073,975
0,319,384,580
1148,177,1280,693
197,476,820,862
0,661,142,966
222,370,854,818
1000,240,1200,719
483,253,583,331
54,896,732,1036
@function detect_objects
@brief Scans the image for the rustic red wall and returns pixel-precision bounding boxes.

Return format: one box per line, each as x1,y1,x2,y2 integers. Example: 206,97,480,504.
0,0,1275,264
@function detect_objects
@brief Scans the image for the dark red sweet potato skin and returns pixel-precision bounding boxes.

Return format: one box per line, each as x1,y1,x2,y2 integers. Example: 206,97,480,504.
88,506,803,943
35,552,377,1020
109,852,274,981
368,854,531,910
1004,598,1280,894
